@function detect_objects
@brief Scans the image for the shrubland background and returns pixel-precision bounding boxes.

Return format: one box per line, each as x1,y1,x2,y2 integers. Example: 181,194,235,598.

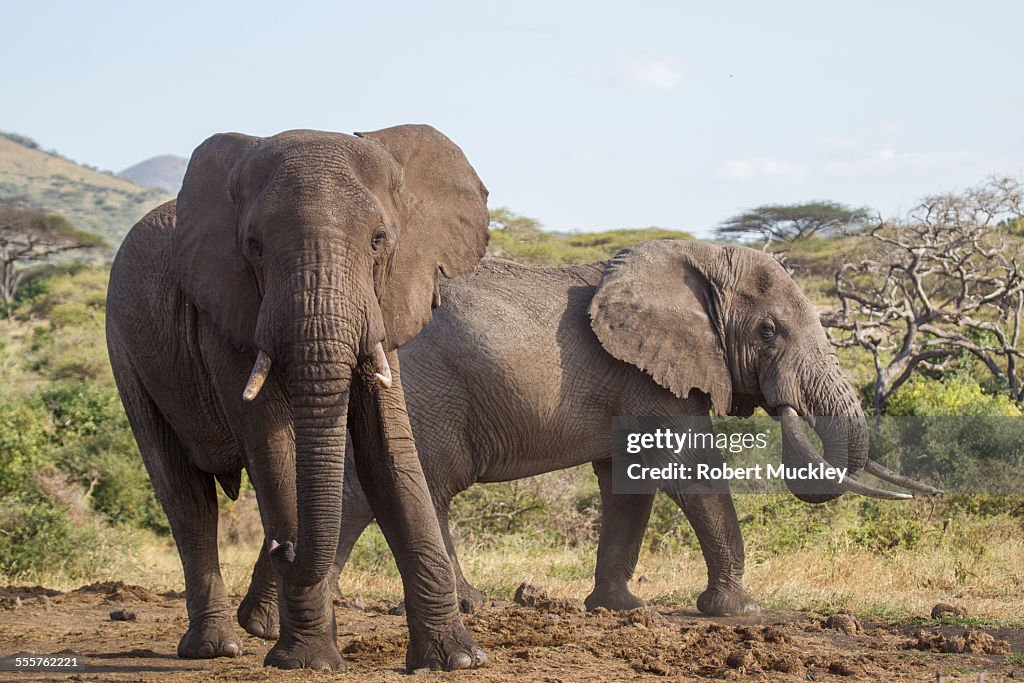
0,133,1021,624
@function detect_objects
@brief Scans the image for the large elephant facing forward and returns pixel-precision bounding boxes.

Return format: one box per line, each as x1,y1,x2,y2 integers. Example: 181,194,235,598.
241,240,936,625
105,126,489,671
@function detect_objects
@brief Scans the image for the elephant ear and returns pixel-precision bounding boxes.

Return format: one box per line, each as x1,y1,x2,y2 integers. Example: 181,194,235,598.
355,125,489,349
589,240,733,417
173,132,261,348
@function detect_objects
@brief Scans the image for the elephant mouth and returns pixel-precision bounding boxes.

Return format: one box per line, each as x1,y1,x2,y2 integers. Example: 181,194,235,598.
240,342,393,402
773,404,941,500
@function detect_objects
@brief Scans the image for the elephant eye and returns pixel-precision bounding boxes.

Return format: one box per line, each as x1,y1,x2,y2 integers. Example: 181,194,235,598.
247,237,263,257
759,319,777,340
371,229,387,251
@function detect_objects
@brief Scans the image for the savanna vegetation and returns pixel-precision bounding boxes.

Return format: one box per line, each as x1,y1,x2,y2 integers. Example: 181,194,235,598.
1,177,1022,627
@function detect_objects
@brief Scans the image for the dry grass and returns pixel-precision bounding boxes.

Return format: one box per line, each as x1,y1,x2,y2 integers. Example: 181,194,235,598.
6,523,1022,623
5,487,1022,624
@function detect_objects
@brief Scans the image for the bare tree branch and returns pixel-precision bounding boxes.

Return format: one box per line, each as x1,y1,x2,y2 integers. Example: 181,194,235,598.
823,176,1024,414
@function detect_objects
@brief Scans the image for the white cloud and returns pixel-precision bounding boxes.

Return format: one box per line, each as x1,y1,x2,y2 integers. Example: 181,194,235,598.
622,57,683,90
720,157,808,186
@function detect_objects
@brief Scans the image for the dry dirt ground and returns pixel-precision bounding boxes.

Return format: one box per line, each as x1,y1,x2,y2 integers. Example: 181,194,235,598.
0,583,1020,682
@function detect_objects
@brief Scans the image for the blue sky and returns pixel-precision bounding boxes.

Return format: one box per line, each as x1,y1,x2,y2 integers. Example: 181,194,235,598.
2,1,1021,237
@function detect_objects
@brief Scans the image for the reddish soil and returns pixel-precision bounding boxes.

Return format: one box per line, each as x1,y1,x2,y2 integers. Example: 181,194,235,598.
0,583,1020,681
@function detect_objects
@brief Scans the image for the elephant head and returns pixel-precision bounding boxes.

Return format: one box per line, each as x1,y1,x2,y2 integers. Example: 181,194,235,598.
173,126,488,584
589,240,936,502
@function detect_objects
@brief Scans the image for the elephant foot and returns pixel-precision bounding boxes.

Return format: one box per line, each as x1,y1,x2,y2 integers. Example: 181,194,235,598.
584,585,646,612
264,630,344,671
237,590,279,640
696,584,761,617
406,620,486,672
458,584,486,614
177,616,242,659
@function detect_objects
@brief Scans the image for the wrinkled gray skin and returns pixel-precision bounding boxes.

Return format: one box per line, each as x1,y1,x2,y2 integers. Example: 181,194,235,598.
240,240,872,626
105,125,490,671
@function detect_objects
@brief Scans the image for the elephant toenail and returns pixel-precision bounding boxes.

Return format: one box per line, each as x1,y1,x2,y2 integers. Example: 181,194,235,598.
223,642,240,657
449,652,473,670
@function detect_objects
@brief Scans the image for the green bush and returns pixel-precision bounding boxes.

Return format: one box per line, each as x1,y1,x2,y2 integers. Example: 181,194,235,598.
41,383,166,532
0,398,51,496
881,375,1024,490
887,375,1022,417
0,491,139,579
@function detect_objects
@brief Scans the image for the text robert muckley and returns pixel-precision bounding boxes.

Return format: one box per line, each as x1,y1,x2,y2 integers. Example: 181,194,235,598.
626,462,848,483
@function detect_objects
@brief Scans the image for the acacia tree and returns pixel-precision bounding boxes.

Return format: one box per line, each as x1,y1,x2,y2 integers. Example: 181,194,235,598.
823,177,1024,415
716,200,872,247
0,202,107,319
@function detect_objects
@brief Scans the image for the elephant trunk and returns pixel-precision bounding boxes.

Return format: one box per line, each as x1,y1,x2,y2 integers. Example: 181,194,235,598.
266,279,361,586
781,354,869,503
776,354,928,500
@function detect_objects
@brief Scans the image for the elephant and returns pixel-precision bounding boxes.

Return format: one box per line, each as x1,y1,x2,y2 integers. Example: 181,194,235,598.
239,240,938,627
105,125,491,671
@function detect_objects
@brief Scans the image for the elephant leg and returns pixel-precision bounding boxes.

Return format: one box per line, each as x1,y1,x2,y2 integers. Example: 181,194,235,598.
585,459,654,611
348,352,484,672
434,499,485,614
119,372,241,659
665,491,760,616
237,543,278,640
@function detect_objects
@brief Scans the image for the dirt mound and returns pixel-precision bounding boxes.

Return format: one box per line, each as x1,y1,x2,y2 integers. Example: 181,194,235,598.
905,628,1011,655
512,582,585,613
824,611,864,634
931,602,968,619
73,581,160,603
341,631,408,658
0,585,62,610
604,621,871,679
471,604,586,648
472,601,879,680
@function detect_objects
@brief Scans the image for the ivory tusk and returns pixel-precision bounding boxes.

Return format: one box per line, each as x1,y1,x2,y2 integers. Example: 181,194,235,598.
242,350,272,402
371,342,393,388
864,460,943,495
777,405,913,500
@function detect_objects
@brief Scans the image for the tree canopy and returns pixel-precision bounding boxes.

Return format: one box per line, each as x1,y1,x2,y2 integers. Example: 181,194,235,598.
0,202,108,319
716,200,873,244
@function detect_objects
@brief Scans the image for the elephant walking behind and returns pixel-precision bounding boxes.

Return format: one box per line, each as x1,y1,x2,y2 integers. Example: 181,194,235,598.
239,239,934,627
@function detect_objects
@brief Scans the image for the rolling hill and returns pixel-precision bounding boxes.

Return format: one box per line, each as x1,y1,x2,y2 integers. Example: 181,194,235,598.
119,155,188,194
0,134,172,248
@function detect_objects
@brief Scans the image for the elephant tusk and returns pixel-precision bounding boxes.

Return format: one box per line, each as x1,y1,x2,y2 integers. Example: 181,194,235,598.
777,405,913,500
864,460,943,495
242,350,272,402
371,342,393,389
